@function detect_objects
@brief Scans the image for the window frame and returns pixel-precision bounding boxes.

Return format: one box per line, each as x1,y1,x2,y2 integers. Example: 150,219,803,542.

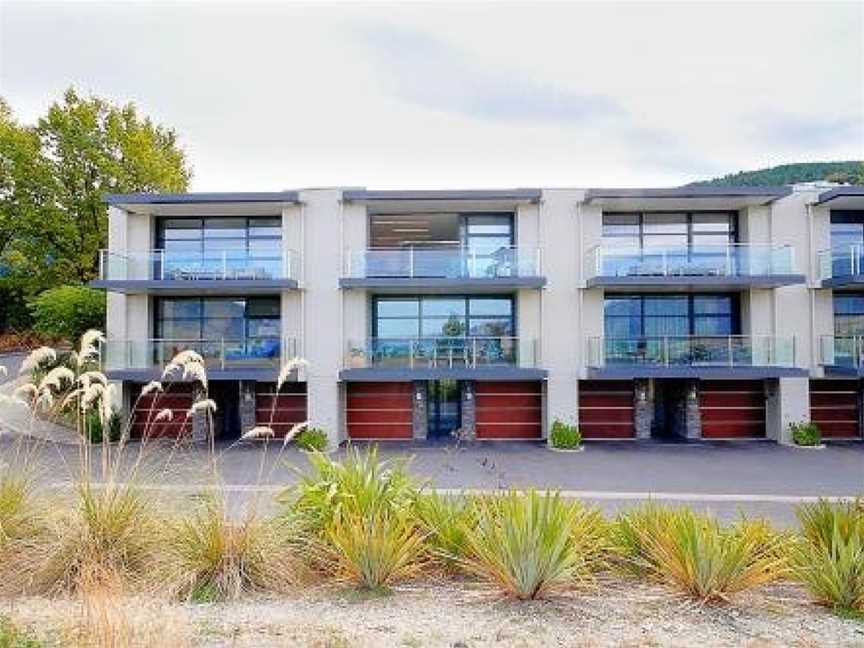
372,295,516,339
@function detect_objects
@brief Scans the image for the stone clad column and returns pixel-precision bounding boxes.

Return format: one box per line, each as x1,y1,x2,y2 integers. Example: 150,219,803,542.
412,381,428,440
239,380,257,436
460,381,476,441
191,382,208,443
684,379,701,440
633,379,653,439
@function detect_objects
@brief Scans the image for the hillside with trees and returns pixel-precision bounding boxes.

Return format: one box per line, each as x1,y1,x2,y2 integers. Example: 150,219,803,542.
689,161,864,187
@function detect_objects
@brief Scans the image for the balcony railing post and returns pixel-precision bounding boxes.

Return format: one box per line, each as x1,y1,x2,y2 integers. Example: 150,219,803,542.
663,337,669,366
472,338,478,368
470,248,477,278
595,247,602,277
662,250,668,276
160,249,165,281
725,245,732,277
220,338,225,370
222,251,227,279
728,336,734,367
409,247,415,279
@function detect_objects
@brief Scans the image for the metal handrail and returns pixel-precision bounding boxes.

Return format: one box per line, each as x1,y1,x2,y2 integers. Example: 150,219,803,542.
346,246,541,279
98,248,298,281
347,336,536,369
815,245,863,280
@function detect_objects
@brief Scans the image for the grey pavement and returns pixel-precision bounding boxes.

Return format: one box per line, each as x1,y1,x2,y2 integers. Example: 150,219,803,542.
2,436,861,527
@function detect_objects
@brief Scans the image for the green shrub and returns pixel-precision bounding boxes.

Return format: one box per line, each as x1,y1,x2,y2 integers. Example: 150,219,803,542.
0,615,42,648
28,286,105,343
790,422,822,447
459,491,598,599
295,427,328,452
550,419,581,449
84,408,123,444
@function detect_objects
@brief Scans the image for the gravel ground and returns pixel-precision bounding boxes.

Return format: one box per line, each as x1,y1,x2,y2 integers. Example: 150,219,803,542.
4,579,863,647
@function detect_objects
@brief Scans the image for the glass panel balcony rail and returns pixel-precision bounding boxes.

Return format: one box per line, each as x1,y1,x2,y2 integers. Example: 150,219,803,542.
98,249,299,282
586,336,796,368
819,335,864,369
816,246,864,281
345,246,541,279
345,336,538,370
100,337,295,372
584,244,796,280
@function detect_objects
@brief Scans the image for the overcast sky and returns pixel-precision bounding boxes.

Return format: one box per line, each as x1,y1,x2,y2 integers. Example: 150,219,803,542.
1,1,862,190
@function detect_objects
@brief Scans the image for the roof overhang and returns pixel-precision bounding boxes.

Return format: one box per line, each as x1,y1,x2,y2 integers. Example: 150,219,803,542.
103,192,300,216
343,189,542,214
583,187,792,211
815,187,864,209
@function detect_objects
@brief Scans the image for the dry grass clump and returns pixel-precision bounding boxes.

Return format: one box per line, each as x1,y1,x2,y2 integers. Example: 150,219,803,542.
790,499,864,614
34,482,162,596
459,490,600,600
164,493,309,602
612,504,787,603
75,577,193,648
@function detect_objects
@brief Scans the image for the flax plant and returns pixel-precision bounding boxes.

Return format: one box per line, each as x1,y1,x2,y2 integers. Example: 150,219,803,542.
616,506,787,603
459,490,597,600
791,500,864,613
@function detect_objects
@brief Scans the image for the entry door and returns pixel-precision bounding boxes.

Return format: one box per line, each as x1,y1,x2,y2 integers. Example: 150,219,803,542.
428,380,461,438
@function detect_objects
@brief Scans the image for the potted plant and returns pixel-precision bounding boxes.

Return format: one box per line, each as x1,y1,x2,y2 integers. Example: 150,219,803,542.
549,419,584,453
789,422,825,449
295,427,331,453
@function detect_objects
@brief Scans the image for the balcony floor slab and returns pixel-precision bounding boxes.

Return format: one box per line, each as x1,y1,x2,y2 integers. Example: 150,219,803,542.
820,276,864,290
90,279,299,295
587,366,808,379
340,367,548,381
339,277,546,292
586,275,805,291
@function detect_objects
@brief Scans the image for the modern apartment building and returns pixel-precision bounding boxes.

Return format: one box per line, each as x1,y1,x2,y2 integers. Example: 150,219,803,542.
93,184,864,446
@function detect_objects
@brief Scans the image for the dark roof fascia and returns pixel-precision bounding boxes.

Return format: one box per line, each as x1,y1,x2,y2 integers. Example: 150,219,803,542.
584,186,792,204
815,186,864,205
342,189,542,203
103,192,300,205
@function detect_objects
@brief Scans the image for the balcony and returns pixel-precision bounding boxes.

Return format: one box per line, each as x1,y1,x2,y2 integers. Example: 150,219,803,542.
584,244,804,290
340,336,545,380
585,335,804,378
816,247,864,289
91,249,300,294
100,337,298,380
340,246,545,291
819,336,864,376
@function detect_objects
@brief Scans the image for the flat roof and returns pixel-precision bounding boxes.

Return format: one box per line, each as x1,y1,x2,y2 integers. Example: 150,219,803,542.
815,186,864,206
103,191,300,205
584,186,792,203
342,189,542,202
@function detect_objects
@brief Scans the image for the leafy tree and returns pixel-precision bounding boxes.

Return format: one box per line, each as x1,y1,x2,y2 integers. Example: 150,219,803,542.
29,285,106,342
0,89,191,290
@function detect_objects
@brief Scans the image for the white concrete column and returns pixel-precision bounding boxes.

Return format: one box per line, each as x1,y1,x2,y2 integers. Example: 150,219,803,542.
765,376,810,443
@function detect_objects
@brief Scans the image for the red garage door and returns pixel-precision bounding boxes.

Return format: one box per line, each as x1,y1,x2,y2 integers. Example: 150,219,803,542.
475,381,542,439
130,383,193,439
700,380,765,439
347,382,413,439
256,382,307,438
578,381,635,439
810,380,860,439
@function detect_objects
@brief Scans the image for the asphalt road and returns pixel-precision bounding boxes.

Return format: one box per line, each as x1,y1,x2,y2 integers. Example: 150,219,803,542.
2,436,861,527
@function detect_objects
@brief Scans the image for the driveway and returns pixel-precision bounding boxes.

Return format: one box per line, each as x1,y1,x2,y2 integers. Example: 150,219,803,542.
4,437,862,526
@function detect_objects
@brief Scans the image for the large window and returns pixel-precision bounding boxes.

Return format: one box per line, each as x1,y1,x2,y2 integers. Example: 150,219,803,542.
156,217,283,279
602,212,736,249
155,297,280,341
834,294,864,336
604,294,739,338
373,296,514,338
